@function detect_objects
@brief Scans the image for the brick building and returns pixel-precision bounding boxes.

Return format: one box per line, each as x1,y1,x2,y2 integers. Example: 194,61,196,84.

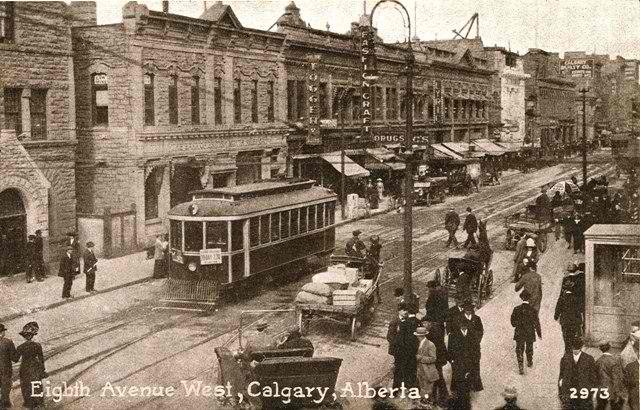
522,48,577,156
0,1,91,274
72,2,288,257
278,3,493,192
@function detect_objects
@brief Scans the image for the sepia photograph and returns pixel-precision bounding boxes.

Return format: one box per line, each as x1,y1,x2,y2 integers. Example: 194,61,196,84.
0,0,639,408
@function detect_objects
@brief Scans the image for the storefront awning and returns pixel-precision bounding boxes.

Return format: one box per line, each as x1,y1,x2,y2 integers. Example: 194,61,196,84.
493,141,523,152
362,147,405,171
472,139,507,156
431,143,464,160
320,152,370,178
442,142,486,158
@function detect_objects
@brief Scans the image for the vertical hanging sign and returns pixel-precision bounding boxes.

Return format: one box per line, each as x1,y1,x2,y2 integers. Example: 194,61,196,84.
360,25,377,140
434,80,443,123
307,54,321,145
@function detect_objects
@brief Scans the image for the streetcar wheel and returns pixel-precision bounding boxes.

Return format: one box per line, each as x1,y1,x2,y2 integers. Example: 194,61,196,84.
538,233,548,253
350,317,359,341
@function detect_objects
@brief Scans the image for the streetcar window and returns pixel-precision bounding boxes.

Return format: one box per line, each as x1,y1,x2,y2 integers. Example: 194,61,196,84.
308,205,316,231
205,221,227,249
318,204,324,228
281,211,290,239
300,207,308,233
170,220,182,249
327,202,335,225
260,214,270,243
250,217,260,247
290,209,299,236
231,220,243,251
184,221,203,251
271,212,280,241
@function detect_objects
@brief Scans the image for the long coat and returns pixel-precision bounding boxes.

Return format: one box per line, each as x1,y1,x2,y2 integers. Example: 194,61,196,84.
448,327,483,392
427,321,448,367
0,336,18,375
425,286,449,323
510,302,541,342
595,353,627,402
445,211,460,232
445,305,464,335
16,340,46,408
58,252,78,279
83,248,98,274
558,351,598,401
554,291,582,327
463,213,478,234
624,360,639,410
416,338,439,394
515,271,543,312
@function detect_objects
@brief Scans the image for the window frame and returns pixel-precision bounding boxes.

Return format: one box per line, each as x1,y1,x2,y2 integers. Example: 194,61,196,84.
29,89,47,139
251,79,258,123
214,77,223,125
168,75,179,125
91,73,109,127
234,79,242,124
3,87,22,136
191,75,200,125
144,73,155,126
0,2,16,44
267,80,275,122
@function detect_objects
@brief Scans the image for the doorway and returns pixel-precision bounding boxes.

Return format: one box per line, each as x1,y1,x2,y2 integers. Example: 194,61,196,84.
0,188,27,276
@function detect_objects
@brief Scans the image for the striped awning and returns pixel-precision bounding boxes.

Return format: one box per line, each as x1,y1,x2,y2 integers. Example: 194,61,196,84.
320,152,370,178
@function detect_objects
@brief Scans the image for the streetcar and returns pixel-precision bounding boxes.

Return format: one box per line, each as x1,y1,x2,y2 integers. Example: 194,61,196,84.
165,179,337,305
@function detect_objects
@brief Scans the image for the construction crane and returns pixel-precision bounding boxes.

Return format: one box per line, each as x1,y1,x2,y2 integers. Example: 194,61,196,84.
452,13,479,39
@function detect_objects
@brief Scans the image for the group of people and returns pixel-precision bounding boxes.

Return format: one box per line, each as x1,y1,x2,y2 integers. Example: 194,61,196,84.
385,283,485,409
0,322,47,409
344,230,382,273
444,207,478,249
58,232,99,299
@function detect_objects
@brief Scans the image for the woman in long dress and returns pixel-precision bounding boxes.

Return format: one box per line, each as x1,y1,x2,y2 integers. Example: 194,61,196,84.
16,322,46,409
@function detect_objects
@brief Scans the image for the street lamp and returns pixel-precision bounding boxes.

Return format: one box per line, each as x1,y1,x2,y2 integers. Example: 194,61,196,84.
370,0,416,305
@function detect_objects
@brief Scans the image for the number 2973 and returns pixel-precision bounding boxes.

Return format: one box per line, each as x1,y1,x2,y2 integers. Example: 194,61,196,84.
569,388,609,399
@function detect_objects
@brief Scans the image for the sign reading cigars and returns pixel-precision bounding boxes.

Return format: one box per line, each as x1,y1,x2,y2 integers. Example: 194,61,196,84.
361,26,377,140
307,55,321,145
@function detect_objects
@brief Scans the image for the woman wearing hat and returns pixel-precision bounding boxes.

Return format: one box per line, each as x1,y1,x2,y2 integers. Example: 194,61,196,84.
414,325,438,407
16,322,46,409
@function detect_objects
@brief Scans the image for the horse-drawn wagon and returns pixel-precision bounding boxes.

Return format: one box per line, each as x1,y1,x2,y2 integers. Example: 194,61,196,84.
436,257,493,304
504,205,552,252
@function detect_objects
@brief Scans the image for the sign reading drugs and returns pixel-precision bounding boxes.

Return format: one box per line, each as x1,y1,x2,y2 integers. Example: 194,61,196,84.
360,25,377,140
307,55,322,145
372,131,429,145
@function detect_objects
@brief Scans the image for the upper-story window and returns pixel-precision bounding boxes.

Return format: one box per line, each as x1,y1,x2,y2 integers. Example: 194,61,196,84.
287,80,296,121
233,79,242,124
319,83,328,119
0,2,15,44
92,73,109,126
251,80,258,123
3,88,21,135
30,89,47,140
214,77,223,125
296,80,305,121
191,76,200,125
144,74,155,126
267,81,275,122
168,75,178,125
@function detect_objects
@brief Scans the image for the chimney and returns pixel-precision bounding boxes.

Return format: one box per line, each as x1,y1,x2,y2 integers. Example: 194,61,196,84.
162,0,169,13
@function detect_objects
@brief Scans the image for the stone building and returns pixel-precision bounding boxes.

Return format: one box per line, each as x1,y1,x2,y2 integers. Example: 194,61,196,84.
278,3,493,193
522,48,577,156
72,2,288,257
0,1,90,274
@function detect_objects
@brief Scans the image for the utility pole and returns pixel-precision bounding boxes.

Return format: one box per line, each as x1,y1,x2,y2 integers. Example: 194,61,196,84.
580,87,588,187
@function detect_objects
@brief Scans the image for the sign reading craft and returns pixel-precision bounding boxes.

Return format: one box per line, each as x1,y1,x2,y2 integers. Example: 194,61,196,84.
200,248,222,265
360,25,377,140
371,130,430,145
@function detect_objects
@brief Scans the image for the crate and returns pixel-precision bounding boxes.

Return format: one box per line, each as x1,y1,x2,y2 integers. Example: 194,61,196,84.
332,289,363,306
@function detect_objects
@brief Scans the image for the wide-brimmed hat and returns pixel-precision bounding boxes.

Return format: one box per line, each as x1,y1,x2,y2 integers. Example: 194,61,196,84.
0,323,6,332
86,241,95,248
19,322,39,339
352,230,362,236
597,338,611,351
414,327,429,337
502,386,518,399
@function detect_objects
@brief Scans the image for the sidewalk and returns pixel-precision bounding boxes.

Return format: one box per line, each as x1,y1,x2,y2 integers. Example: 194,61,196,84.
0,252,154,322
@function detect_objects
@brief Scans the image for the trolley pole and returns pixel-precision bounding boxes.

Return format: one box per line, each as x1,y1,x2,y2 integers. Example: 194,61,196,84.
370,0,415,305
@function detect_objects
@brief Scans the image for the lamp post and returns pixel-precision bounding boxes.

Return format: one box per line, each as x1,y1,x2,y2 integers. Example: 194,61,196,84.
370,0,415,304
579,87,589,187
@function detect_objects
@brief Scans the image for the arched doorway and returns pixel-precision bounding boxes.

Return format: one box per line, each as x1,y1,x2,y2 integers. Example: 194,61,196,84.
0,188,27,276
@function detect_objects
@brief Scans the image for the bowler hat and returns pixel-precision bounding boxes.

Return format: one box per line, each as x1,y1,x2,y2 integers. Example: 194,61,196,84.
502,386,518,399
598,339,611,351
86,241,94,248
0,323,6,332
414,327,429,337
462,300,475,310
352,230,362,236
466,207,472,212
19,322,39,339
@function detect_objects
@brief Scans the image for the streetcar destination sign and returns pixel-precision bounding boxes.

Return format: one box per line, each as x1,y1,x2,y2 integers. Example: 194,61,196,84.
200,248,222,265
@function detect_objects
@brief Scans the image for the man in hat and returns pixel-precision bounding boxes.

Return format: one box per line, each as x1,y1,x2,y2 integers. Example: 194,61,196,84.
59,245,78,299
555,281,582,353
83,241,98,293
462,207,478,248
460,301,484,392
494,386,523,410
24,234,36,283
595,339,626,410
444,208,460,248
0,323,18,408
345,230,367,258
66,232,80,270
624,354,639,410
447,318,479,407
570,213,587,254
621,321,640,368
515,262,543,313
446,295,465,335
510,290,542,375
414,325,438,406
388,303,419,389
558,336,598,409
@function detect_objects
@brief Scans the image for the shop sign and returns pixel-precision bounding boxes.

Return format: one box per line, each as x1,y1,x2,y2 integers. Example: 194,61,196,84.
93,73,108,85
360,25,377,140
307,55,321,145
200,248,222,265
372,130,429,144
561,59,594,78
433,80,444,123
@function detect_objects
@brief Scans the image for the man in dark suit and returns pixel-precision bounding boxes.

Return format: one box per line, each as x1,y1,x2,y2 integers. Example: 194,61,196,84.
444,208,460,248
83,241,98,293
595,340,626,410
515,265,543,313
558,337,598,409
624,358,639,410
34,229,46,279
387,303,418,389
24,234,36,283
59,246,78,299
0,323,19,408
448,318,480,405
510,290,542,375
66,232,81,274
459,301,484,392
462,207,478,248
446,295,465,335
554,281,582,353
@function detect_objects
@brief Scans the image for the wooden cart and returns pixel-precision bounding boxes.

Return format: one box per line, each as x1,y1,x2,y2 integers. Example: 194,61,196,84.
504,205,553,252
296,256,381,341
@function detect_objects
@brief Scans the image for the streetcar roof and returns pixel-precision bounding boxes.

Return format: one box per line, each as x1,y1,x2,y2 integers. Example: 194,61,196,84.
168,185,336,217
189,179,317,201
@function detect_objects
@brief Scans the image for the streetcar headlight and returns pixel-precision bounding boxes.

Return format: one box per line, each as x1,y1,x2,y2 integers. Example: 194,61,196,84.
188,262,197,272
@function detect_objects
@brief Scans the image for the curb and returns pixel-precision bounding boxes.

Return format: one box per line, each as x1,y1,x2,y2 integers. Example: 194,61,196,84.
0,276,154,323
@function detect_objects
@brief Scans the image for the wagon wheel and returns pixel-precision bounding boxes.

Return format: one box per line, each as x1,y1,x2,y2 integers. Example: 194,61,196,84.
350,317,360,341
477,274,485,302
505,230,513,250
298,310,309,335
537,233,548,253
